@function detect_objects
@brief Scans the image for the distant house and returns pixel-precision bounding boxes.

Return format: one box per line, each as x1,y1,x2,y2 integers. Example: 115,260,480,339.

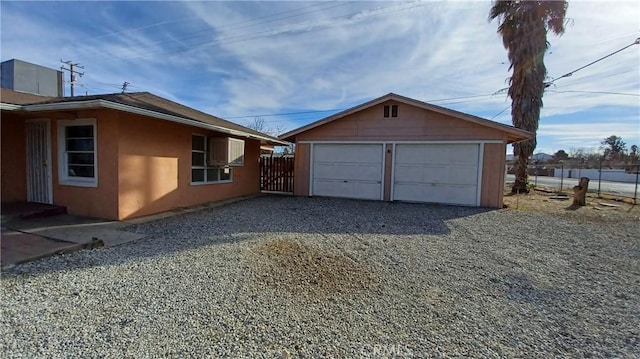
280,93,532,208
1,89,286,220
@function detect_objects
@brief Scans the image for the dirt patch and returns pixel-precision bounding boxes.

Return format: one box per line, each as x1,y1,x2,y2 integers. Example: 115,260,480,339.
253,239,378,297
503,186,639,224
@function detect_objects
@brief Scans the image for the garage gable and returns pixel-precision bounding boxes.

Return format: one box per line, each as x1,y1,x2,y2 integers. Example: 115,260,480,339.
280,93,532,143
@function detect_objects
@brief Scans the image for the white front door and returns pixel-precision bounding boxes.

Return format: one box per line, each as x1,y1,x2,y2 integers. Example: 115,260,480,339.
26,119,53,204
393,144,480,206
312,144,384,200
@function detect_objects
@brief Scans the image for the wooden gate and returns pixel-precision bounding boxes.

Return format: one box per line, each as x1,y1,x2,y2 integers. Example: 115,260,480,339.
260,156,294,193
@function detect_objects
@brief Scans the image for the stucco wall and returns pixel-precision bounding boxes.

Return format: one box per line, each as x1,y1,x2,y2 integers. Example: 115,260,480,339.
1,114,27,202
117,113,261,220
2,109,261,220
51,110,120,219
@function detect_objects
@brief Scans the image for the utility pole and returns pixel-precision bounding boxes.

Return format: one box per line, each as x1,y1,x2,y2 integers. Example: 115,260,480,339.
121,82,130,93
60,60,84,97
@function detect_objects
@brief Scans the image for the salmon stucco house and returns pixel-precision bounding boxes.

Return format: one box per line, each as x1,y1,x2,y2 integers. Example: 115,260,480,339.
0,89,286,220
280,93,533,208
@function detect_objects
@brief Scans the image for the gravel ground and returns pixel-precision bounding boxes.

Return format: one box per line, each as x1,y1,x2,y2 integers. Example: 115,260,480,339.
1,195,639,358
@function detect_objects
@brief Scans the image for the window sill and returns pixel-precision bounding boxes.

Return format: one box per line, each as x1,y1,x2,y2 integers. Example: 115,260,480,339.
190,180,233,186
59,179,98,188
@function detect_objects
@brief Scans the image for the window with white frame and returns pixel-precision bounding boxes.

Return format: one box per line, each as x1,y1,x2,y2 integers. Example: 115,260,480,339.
191,134,232,184
57,119,97,187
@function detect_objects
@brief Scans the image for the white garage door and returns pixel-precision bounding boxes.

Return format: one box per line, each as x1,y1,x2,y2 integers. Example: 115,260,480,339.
312,144,383,200
393,144,480,206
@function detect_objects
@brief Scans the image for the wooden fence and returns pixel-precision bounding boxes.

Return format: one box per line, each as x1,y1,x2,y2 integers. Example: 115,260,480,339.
259,156,294,193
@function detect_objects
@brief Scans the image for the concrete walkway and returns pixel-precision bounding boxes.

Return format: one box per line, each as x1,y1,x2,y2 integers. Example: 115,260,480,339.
1,195,260,269
1,215,146,268
1,229,81,266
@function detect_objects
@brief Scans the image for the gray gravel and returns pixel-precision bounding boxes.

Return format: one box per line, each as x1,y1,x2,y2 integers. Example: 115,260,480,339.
2,195,639,358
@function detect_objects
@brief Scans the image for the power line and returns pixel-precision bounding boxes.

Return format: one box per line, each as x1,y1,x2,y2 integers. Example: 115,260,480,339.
226,109,345,119
224,93,499,120
493,37,639,96
491,105,510,120
554,68,637,88
544,37,640,87
547,90,640,97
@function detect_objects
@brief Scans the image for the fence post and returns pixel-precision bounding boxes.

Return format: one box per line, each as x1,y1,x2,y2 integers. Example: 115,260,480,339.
560,164,564,192
598,160,602,196
634,164,638,205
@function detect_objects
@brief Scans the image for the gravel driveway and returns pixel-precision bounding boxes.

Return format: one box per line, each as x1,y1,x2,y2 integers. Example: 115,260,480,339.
2,195,638,358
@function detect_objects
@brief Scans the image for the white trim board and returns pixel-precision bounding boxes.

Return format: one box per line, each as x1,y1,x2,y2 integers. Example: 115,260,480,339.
476,143,485,206
298,140,503,144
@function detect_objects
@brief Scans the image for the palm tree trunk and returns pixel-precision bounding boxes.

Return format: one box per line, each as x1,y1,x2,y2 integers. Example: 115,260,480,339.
512,154,529,194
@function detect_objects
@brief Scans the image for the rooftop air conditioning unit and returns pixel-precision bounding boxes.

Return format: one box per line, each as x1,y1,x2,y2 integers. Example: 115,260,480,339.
208,137,245,166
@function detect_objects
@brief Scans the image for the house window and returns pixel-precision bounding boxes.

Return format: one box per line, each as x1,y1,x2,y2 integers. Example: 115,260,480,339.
57,119,97,187
191,134,232,184
384,105,398,118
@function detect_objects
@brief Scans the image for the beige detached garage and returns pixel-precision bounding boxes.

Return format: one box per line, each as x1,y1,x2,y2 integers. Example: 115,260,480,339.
280,93,533,208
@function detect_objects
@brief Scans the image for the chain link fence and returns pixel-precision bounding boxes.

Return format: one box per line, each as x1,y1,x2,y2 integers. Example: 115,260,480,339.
507,161,639,205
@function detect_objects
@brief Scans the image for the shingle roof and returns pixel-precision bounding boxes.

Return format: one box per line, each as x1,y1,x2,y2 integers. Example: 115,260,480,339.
0,88,54,105
1,89,286,144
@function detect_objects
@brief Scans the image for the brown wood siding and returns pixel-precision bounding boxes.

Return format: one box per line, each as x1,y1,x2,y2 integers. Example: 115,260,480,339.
297,102,505,142
480,143,507,208
291,101,511,208
293,142,310,196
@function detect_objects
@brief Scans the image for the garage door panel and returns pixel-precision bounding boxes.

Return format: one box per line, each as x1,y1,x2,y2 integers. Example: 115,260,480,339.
394,183,477,205
446,166,479,185
312,144,383,200
447,145,480,164
393,144,480,206
313,179,382,200
314,163,382,181
396,144,479,166
315,144,381,163
395,165,478,185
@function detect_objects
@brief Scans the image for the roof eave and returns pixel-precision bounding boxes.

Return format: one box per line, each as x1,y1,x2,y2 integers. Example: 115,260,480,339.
21,99,290,146
0,103,22,111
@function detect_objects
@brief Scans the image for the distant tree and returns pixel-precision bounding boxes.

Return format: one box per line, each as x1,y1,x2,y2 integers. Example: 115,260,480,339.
489,0,568,194
569,148,603,168
600,135,627,161
552,149,569,162
569,148,587,162
247,116,267,133
629,144,639,165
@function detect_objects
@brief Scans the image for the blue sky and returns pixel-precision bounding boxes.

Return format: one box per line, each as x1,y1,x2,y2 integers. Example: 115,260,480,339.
1,1,638,155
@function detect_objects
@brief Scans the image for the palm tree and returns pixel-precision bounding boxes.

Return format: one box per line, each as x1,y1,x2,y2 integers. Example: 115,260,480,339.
489,0,567,193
